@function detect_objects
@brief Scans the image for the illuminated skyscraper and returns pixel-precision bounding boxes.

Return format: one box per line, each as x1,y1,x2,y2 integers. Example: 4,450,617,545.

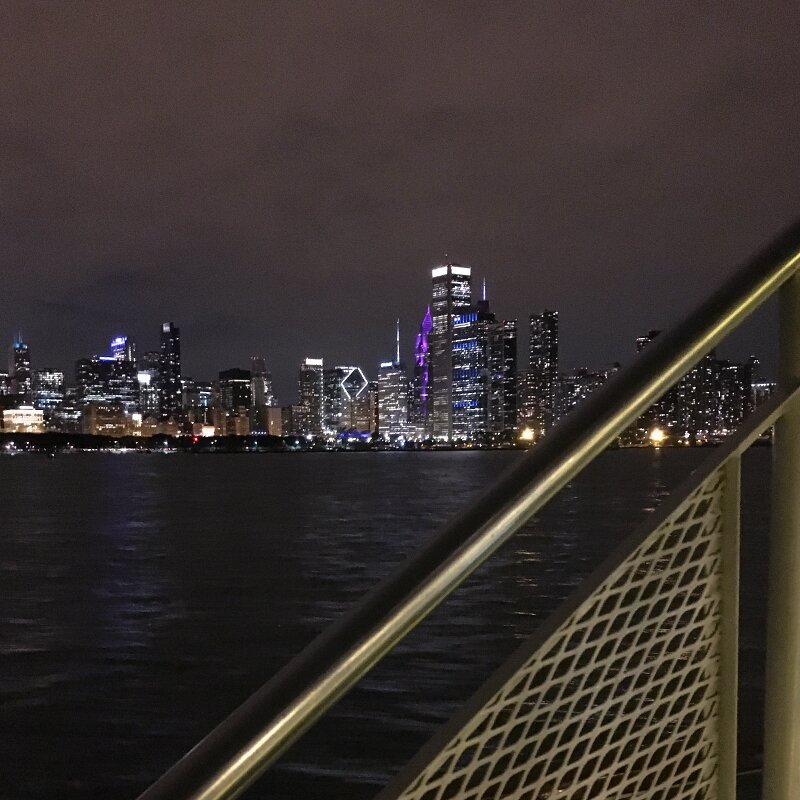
106,335,138,411
137,371,160,418
377,320,410,438
429,261,471,439
716,359,754,433
410,306,433,436
451,299,494,439
522,310,559,437
378,361,410,438
323,365,370,433
32,369,65,415
111,335,136,362
75,356,111,405
138,350,160,418
159,322,182,420
297,357,324,435
8,334,31,401
487,317,518,432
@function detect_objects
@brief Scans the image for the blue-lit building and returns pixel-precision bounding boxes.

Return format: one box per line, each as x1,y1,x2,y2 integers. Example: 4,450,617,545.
8,334,31,402
451,299,495,439
430,261,472,439
74,336,138,412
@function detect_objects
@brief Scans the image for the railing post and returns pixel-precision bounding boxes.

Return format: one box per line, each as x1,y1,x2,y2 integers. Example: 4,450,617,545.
719,456,740,800
764,273,800,800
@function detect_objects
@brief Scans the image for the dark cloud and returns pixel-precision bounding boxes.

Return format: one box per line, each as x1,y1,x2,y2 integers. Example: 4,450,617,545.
2,2,800,397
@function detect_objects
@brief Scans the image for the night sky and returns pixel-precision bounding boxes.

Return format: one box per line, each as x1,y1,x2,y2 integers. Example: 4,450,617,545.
3,3,800,400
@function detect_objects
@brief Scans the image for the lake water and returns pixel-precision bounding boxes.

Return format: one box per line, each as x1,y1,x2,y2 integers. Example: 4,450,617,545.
0,449,770,799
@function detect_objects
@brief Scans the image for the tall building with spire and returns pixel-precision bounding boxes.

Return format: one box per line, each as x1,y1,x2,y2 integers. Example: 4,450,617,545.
8,334,31,402
377,319,410,438
429,259,472,439
410,307,433,436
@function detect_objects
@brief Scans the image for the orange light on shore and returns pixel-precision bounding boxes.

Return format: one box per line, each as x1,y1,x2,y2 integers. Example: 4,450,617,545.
649,427,667,446
519,427,535,442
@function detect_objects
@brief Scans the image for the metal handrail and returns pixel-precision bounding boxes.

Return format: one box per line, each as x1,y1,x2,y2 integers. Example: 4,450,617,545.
137,220,800,800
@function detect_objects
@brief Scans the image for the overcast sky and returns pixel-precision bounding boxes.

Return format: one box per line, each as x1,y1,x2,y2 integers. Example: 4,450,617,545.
3,2,800,400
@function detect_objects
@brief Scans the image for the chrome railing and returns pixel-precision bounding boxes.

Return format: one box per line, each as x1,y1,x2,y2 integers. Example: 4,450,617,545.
137,220,800,800
376,389,798,800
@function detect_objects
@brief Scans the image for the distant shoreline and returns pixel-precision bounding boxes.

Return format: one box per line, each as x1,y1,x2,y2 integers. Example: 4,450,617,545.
0,431,770,454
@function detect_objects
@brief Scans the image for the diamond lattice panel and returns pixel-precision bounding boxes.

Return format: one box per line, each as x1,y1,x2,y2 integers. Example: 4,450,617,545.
383,467,728,800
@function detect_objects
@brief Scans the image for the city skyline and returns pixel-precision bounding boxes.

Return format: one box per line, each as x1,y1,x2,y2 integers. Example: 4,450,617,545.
1,278,770,411
3,4,799,399
1,255,766,444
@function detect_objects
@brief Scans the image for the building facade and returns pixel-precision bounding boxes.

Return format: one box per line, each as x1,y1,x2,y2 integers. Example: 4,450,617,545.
377,360,410,438
429,262,472,439
32,369,65,415
8,335,31,401
159,322,182,420
451,301,494,439
410,306,433,437
297,357,324,435
487,318,518,433
522,310,559,437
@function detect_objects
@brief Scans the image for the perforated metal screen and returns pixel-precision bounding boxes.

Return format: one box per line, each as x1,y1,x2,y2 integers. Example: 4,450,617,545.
380,466,732,800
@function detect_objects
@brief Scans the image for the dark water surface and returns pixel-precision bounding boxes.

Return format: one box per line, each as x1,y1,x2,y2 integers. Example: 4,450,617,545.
0,449,770,799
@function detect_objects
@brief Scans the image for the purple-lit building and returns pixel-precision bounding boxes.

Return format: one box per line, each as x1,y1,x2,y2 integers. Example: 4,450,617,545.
410,306,433,437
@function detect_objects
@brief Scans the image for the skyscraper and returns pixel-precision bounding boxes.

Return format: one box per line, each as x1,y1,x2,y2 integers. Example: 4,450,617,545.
297,357,324,436
138,350,161,418
378,361,410,438
106,335,138,412
410,306,433,437
322,365,370,433
218,368,252,412
377,320,411,439
250,356,275,407
559,365,619,419
451,299,495,439
716,359,754,433
111,335,136,362
523,310,559,437
250,356,275,433
487,317,518,433
429,261,472,439
159,322,182,420
32,369,65,415
8,334,31,401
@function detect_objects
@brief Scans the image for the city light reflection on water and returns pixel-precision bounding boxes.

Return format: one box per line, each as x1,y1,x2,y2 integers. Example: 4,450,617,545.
0,449,769,799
